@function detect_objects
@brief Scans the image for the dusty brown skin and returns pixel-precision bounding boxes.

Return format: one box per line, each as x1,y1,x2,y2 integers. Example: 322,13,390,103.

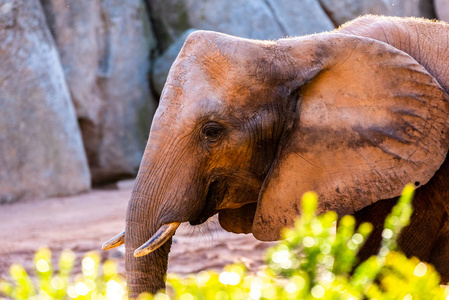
104,16,449,297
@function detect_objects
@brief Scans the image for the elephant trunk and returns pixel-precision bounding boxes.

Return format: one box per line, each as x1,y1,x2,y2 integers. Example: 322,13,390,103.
120,121,198,297
124,177,172,298
125,242,171,298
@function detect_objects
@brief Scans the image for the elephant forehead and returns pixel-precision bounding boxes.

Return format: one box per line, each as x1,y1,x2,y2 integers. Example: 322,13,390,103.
155,85,222,126
160,68,266,120
189,52,264,104
157,35,286,126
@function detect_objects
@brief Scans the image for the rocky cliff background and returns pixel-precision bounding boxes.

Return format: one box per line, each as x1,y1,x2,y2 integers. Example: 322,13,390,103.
1,0,448,203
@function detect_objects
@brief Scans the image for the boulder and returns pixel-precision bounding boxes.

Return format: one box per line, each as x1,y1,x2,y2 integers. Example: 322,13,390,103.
265,0,335,35
152,29,197,95
148,0,334,93
386,0,434,19
318,0,435,26
148,0,334,52
41,0,158,183
0,0,90,202
435,0,449,22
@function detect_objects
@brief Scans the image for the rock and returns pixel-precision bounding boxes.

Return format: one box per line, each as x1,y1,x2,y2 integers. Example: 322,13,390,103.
149,0,334,94
152,29,197,95
435,0,449,22
41,0,158,183
0,0,90,202
386,0,434,19
265,0,335,35
318,0,435,26
148,0,334,52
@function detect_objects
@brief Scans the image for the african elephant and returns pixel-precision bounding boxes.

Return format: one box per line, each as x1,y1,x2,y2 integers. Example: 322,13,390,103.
103,15,449,297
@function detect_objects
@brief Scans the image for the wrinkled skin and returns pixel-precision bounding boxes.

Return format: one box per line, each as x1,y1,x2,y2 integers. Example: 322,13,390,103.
106,16,449,297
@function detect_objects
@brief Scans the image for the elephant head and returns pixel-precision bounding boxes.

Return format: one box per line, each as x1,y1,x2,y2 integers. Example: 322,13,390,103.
103,16,449,297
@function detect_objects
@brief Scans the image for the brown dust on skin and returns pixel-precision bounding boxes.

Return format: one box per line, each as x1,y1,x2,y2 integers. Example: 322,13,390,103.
120,17,449,295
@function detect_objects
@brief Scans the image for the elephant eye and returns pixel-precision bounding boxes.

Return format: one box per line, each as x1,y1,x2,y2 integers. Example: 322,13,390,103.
201,122,225,144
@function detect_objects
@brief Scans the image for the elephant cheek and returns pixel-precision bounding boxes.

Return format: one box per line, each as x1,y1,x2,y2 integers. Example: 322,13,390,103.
218,203,257,234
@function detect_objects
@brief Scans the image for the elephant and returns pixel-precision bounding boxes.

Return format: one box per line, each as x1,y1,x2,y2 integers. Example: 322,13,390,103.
103,15,449,297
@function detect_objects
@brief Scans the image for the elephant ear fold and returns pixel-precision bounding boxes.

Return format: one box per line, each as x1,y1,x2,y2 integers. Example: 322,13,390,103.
252,35,449,241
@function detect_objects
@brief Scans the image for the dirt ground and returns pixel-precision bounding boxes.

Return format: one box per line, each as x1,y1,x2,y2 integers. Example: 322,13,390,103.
0,180,276,279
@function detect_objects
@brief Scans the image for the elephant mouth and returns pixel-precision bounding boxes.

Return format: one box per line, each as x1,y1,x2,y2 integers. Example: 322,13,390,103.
190,180,227,225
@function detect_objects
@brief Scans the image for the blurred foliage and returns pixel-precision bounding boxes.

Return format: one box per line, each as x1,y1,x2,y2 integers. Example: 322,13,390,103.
2,184,448,299
0,249,126,300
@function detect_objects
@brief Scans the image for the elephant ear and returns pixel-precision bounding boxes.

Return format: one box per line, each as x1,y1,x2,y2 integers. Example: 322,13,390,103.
253,35,449,241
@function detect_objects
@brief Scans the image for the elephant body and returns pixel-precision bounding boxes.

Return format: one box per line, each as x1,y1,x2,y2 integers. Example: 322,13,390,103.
355,156,449,281
103,16,449,297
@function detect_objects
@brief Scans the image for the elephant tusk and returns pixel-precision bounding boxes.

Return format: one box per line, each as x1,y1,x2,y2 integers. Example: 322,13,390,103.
134,222,180,257
102,230,125,250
